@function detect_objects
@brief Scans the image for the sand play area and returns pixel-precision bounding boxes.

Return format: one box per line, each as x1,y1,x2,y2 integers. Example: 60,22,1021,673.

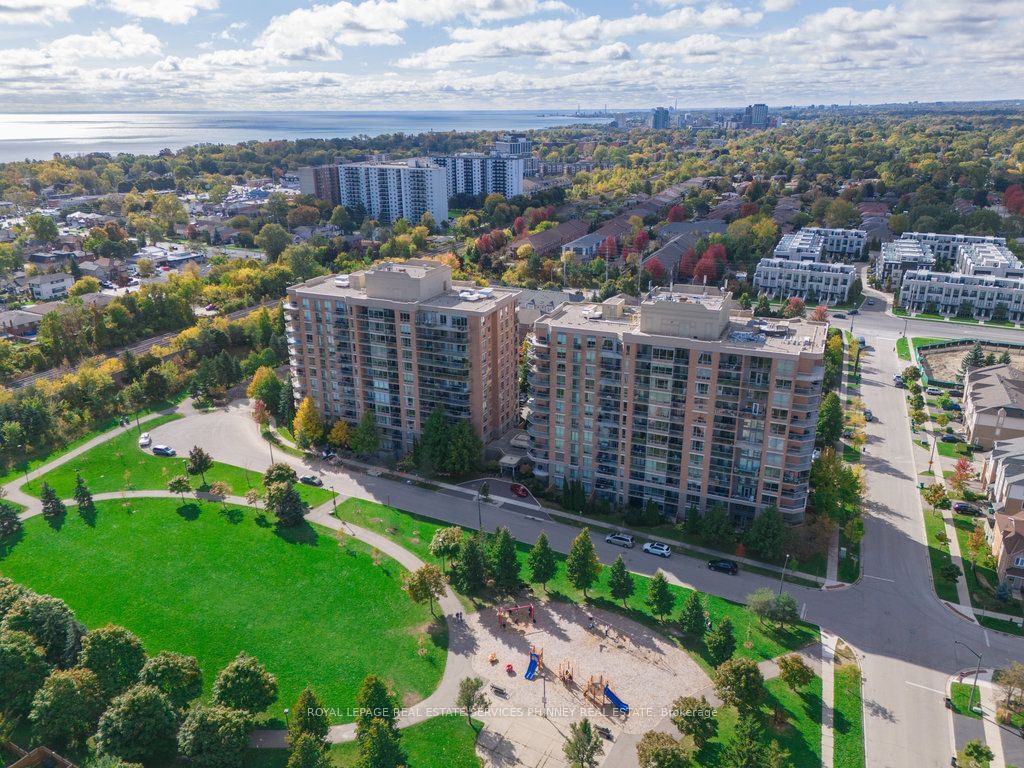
468,597,710,768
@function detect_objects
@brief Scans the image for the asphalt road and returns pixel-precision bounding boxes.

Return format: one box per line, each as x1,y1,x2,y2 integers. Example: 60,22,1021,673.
145,300,1024,767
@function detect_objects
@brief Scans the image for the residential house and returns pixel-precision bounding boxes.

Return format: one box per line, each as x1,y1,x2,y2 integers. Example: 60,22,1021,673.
26,272,74,301
963,365,1024,449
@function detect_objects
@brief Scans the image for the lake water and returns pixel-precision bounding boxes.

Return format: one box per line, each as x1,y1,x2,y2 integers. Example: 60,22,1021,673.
0,110,611,163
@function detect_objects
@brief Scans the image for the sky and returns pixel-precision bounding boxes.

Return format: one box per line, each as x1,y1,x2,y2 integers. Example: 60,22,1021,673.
0,0,1023,111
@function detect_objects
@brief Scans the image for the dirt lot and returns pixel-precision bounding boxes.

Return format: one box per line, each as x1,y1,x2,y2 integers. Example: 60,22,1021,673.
919,343,1024,383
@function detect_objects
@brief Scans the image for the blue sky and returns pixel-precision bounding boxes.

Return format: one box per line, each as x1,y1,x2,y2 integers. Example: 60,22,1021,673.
0,0,1022,111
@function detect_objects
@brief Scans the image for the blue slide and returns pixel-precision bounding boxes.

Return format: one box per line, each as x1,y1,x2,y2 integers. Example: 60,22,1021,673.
524,654,539,680
604,685,629,714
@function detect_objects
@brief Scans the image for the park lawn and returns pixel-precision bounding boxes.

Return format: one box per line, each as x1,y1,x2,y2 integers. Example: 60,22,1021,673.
333,499,820,672
936,441,973,460
25,413,333,507
896,337,910,360
952,515,1024,617
843,443,861,463
0,498,446,725
977,615,1024,636
922,507,960,602
951,682,982,719
912,337,952,350
834,662,865,768
697,676,823,767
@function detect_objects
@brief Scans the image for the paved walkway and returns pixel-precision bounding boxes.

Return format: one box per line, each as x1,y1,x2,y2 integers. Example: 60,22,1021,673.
820,631,838,768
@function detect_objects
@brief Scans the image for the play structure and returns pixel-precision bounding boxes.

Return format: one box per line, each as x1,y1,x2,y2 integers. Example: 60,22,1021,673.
524,646,543,681
583,674,630,715
498,603,536,629
558,658,575,685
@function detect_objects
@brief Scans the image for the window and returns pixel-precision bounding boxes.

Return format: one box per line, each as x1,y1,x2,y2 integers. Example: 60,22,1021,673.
1016,556,1024,568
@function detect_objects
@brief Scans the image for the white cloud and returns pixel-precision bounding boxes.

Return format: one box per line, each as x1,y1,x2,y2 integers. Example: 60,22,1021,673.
48,24,162,58
107,0,218,24
762,0,795,11
0,0,90,25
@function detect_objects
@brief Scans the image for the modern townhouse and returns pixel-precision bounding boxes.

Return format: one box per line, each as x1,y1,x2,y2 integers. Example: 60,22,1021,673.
753,258,858,305
526,286,826,524
898,269,1024,322
875,239,935,287
899,232,1007,265
956,241,1024,278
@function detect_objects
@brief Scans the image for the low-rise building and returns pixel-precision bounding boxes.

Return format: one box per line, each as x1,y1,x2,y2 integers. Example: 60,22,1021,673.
898,270,1024,322
527,286,826,523
875,239,935,287
981,435,1024,516
561,232,607,263
803,227,867,260
773,230,824,262
26,272,73,300
956,242,1024,279
990,510,1024,593
753,258,857,305
899,232,1007,264
963,365,1024,449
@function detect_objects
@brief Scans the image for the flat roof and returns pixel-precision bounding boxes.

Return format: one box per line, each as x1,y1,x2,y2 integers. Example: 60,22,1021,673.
291,275,518,314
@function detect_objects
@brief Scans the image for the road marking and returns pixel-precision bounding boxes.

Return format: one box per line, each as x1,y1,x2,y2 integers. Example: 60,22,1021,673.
800,603,807,620
906,681,945,695
984,630,990,648
863,574,896,582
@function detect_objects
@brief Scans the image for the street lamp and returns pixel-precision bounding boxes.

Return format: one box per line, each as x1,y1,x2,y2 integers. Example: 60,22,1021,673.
778,553,792,595
954,640,983,714
283,707,290,728
476,494,483,532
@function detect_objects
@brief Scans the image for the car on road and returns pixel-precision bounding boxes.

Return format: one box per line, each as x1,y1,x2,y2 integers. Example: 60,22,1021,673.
642,541,672,558
953,501,982,516
849,308,859,315
318,448,337,460
926,386,943,395
867,298,876,305
842,428,855,438
100,280,114,289
944,403,962,412
151,445,176,457
940,434,961,444
510,483,529,498
605,533,635,549
833,312,847,319
128,278,140,286
299,475,323,486
864,409,874,422
138,432,151,447
708,559,739,575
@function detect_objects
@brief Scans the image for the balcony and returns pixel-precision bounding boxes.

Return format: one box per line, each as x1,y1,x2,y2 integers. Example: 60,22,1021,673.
527,448,549,463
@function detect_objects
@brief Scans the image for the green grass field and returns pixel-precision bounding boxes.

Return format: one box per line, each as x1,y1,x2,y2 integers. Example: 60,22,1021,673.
25,413,333,507
951,682,982,719
834,662,865,768
922,507,960,602
0,498,446,725
696,675,823,767
977,615,1024,636
333,499,819,672
246,715,483,768
896,337,910,361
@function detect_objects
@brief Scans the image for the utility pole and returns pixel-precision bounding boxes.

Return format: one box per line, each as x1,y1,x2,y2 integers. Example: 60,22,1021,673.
778,553,791,595
954,641,983,714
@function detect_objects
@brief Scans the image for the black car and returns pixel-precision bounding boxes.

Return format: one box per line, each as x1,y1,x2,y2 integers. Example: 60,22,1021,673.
708,559,739,575
940,434,961,444
152,445,176,457
299,475,323,486
953,502,982,516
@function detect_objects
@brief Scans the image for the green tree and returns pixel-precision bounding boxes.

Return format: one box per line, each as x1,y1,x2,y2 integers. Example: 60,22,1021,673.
138,651,203,710
25,213,59,243
746,587,777,626
777,654,814,691
490,527,522,594
0,504,22,538
142,367,170,403
355,675,399,740
187,445,214,485
78,624,147,700
700,505,735,548
816,391,843,446
607,555,635,607
454,534,487,593
277,385,296,426
247,367,283,411
356,717,406,768
1,593,85,668
212,652,278,714
455,676,490,729
255,223,290,259
445,420,482,476
266,481,308,527
429,527,463,572
940,562,962,583
73,471,96,522
645,570,675,620
713,658,765,715
960,343,986,375
566,529,602,597
40,481,66,522
417,406,450,473
721,715,769,768
670,694,717,749
293,396,325,449
0,629,51,717
177,704,252,768
403,563,447,616
744,507,785,561
29,668,104,749
290,686,330,745
528,532,558,591
679,592,706,641
635,730,691,768
95,684,178,763
706,615,737,667
563,718,605,768
960,739,994,768
288,733,332,768
264,462,298,487
350,410,380,457
168,474,192,503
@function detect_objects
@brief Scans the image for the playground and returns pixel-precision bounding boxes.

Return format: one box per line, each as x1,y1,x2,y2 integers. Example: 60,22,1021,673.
469,598,709,751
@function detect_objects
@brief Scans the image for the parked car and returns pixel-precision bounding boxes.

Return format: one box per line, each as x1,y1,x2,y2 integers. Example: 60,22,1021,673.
205,303,219,312
510,483,529,498
318,448,337,460
605,533,635,549
812,448,821,460
509,434,530,449
849,308,859,315
299,475,323,486
842,428,855,438
864,409,874,422
926,386,943,396
944,403,963,412
867,298,876,305
152,445,176,457
940,434,961,444
642,541,672,558
100,280,114,289
137,432,151,447
708,559,739,575
833,312,847,319
953,501,982,516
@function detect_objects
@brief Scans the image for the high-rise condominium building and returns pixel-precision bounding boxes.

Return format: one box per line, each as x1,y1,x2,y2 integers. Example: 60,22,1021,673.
430,153,525,199
527,287,826,523
286,261,519,456
650,107,670,130
337,158,448,225
297,164,341,206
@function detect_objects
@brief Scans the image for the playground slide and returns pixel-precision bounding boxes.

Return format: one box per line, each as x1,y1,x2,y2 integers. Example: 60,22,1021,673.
603,685,629,714
524,655,539,681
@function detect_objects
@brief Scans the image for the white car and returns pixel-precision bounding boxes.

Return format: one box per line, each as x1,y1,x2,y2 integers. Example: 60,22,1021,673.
926,386,943,396
605,533,635,549
642,541,672,558
138,432,151,447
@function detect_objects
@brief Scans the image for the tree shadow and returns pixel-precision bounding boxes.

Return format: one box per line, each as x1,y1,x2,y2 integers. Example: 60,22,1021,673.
78,504,97,528
0,526,25,558
254,513,272,528
219,506,244,525
274,520,318,546
45,510,67,531
176,503,201,521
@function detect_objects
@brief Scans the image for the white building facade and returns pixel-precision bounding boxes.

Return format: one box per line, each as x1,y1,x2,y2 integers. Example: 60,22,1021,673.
899,270,1024,322
430,153,525,199
338,159,448,225
754,258,857,305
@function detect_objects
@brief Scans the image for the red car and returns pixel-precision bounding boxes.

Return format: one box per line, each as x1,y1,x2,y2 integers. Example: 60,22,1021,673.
510,483,529,498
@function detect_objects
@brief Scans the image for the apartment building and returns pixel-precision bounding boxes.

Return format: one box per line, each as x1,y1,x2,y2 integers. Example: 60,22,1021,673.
899,232,1007,264
773,228,866,262
430,153,525,199
338,159,448,225
875,239,935,287
898,269,1024,322
956,242,1024,278
297,165,341,206
526,287,826,524
493,134,536,176
773,230,824,261
753,258,857,304
286,261,518,456
963,364,1024,449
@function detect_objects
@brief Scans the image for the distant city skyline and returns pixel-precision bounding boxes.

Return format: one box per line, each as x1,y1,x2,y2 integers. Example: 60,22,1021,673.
1,0,1023,111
